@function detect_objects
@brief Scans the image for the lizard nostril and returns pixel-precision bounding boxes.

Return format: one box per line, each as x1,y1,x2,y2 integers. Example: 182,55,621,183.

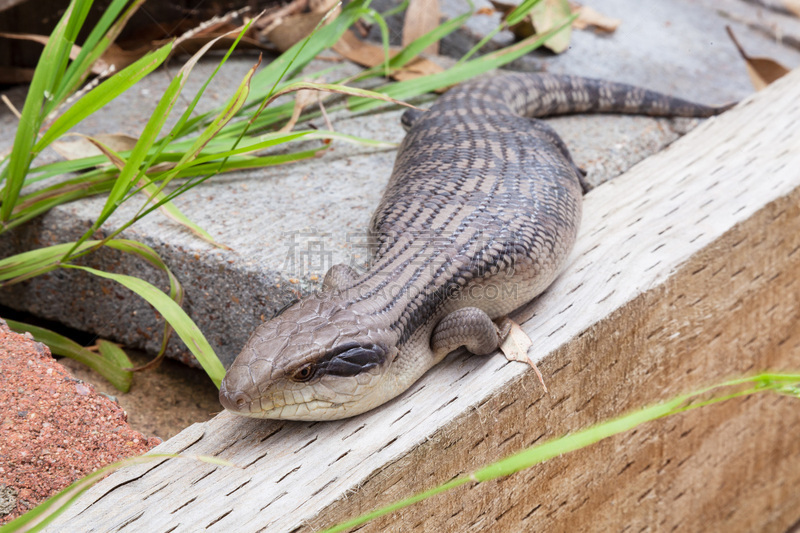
219,383,251,412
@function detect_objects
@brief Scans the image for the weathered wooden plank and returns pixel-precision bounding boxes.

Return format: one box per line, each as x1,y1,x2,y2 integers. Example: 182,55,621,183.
45,68,800,532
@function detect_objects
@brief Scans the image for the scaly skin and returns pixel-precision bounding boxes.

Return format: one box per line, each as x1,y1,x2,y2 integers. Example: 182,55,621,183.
219,73,729,420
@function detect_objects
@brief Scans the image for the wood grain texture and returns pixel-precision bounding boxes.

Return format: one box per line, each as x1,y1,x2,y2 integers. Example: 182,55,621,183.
44,68,800,532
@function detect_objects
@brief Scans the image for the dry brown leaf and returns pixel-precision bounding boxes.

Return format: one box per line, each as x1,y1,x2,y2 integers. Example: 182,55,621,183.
530,0,572,53
98,43,152,72
332,30,444,81
333,29,393,67
571,5,620,32
52,134,138,162
783,0,800,18
265,0,340,52
726,26,789,91
0,32,110,74
490,0,572,54
390,56,445,81
498,318,548,392
403,0,441,55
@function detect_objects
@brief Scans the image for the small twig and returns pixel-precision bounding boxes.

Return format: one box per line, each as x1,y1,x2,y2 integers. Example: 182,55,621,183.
526,356,548,393
1,94,21,119
317,92,333,131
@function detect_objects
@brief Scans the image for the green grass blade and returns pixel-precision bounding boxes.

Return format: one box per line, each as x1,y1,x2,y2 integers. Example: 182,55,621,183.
458,0,542,64
53,0,147,111
143,180,225,246
348,14,576,112
157,148,328,180
258,81,420,118
322,373,800,533
3,182,115,233
139,21,259,169
239,0,373,110
103,238,185,361
0,0,84,222
103,238,184,306
188,129,394,165
130,56,262,211
27,156,112,180
65,265,225,387
0,241,96,282
388,11,472,71
97,339,133,370
34,42,172,151
5,319,132,392
51,0,94,93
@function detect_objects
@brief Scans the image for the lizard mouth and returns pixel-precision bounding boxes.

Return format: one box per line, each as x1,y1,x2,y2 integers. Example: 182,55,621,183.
220,381,345,420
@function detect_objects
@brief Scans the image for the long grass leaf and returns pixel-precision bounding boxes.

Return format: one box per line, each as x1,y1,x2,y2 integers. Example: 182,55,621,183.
134,56,261,208
348,14,576,112
262,81,420,115
64,265,225,387
0,0,81,222
34,43,172,151
54,0,147,110
240,0,373,110
159,148,327,180
322,373,800,532
0,241,95,281
4,319,132,392
97,339,133,371
103,238,185,363
139,21,259,170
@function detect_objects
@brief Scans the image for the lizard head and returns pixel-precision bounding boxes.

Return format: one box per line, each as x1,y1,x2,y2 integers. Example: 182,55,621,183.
219,294,398,420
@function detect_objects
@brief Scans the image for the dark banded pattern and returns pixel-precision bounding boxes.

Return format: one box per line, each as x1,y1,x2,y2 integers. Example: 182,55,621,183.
219,73,729,420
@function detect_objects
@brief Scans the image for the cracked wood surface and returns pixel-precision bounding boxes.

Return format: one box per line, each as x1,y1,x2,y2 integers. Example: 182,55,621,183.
45,68,800,532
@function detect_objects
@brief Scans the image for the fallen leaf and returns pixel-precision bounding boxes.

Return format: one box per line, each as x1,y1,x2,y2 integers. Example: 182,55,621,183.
52,133,138,162
498,318,548,392
476,6,495,15
530,0,572,53
332,30,444,81
571,4,620,32
726,26,789,90
490,0,572,54
390,56,445,81
403,0,441,55
265,0,340,51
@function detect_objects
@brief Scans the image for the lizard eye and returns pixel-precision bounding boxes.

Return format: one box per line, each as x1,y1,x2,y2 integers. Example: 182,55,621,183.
291,363,316,382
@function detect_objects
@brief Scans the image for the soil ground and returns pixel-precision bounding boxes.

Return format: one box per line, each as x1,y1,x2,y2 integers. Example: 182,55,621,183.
58,350,220,442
